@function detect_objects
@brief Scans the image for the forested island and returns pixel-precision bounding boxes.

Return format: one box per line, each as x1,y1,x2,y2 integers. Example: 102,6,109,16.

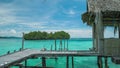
24,31,70,40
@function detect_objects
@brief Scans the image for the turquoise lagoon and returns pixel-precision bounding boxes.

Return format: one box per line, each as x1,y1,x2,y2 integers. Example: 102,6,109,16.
0,38,120,68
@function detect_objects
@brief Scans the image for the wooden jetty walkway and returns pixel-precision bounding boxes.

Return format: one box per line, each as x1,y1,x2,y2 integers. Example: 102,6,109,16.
0,49,98,68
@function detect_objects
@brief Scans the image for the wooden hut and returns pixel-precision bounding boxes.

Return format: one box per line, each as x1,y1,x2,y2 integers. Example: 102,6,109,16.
82,0,120,57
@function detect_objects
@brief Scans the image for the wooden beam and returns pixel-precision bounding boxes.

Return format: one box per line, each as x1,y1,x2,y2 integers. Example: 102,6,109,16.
119,24,120,38
97,56,103,68
64,39,65,50
95,10,104,54
104,57,109,68
54,39,57,51
42,57,46,68
67,40,68,50
25,60,27,68
72,57,74,68
22,32,24,49
66,56,69,68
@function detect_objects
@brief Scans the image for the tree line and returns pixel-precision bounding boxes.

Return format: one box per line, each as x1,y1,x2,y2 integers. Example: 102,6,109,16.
24,31,70,40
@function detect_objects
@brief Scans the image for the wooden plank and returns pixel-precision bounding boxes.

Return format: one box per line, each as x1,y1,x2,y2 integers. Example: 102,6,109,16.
0,49,99,68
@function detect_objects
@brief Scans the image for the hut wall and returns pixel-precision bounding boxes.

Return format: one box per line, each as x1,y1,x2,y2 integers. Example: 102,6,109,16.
104,38,120,56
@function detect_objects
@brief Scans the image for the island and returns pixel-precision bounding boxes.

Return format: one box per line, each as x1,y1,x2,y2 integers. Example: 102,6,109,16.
24,31,70,40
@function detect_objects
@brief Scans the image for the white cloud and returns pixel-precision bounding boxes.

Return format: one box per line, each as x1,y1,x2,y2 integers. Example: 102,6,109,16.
69,10,75,15
9,29,16,34
0,29,21,37
65,29,92,38
1,28,117,38
37,29,92,38
19,22,48,29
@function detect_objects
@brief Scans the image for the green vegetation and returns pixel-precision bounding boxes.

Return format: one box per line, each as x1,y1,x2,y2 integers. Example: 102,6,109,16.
24,31,70,40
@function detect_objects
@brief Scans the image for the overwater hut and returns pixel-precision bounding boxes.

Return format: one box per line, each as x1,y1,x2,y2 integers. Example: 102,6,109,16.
82,0,120,63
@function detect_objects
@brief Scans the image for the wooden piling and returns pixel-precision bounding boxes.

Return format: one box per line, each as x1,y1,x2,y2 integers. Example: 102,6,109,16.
119,24,120,38
64,39,65,50
60,39,62,51
97,56,103,68
54,39,57,51
104,57,109,68
4,66,10,68
19,48,22,51
7,51,10,54
19,66,22,68
51,45,52,51
14,50,16,52
25,60,27,68
42,57,46,68
67,40,68,50
22,32,24,50
72,57,74,68
66,56,69,68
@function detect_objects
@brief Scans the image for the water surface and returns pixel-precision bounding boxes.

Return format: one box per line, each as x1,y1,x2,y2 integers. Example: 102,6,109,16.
0,38,120,68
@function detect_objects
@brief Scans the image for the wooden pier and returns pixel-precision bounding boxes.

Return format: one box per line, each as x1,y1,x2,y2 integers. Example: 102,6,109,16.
0,49,98,68
1,0,120,68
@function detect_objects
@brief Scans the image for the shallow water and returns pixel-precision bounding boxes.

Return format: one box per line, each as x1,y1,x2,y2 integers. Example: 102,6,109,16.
0,38,120,68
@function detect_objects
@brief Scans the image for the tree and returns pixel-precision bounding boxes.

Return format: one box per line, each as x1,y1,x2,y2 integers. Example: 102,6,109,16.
24,31,70,40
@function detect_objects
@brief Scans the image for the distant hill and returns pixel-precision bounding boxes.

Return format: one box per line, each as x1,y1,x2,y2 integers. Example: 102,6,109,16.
0,36,21,39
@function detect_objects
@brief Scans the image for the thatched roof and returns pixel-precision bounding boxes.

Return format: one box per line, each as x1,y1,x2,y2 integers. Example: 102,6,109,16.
82,0,120,27
88,0,120,12
82,11,120,26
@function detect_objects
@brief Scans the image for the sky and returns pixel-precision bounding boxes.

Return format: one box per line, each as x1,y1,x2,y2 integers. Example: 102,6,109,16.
0,0,117,38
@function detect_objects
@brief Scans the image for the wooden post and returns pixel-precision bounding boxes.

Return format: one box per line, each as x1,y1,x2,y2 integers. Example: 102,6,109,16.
60,39,62,51
72,57,74,68
25,60,27,68
42,57,46,68
55,39,57,51
104,57,109,68
19,66,22,68
22,32,24,50
92,23,97,51
67,40,68,50
95,9,104,54
19,48,22,51
119,24,120,38
66,56,69,68
4,66,10,68
14,50,16,52
64,39,65,50
7,51,10,54
55,57,58,63
97,56,103,68
51,45,52,51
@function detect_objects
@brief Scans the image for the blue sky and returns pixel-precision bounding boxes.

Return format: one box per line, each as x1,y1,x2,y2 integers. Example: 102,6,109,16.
0,0,116,38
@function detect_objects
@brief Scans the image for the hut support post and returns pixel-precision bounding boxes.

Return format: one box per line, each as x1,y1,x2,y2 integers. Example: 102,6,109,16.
104,57,109,68
42,57,46,68
25,60,27,68
92,23,97,51
72,57,74,68
66,56,69,68
95,10,104,54
97,56,103,68
19,66,22,68
119,24,120,38
4,66,10,68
